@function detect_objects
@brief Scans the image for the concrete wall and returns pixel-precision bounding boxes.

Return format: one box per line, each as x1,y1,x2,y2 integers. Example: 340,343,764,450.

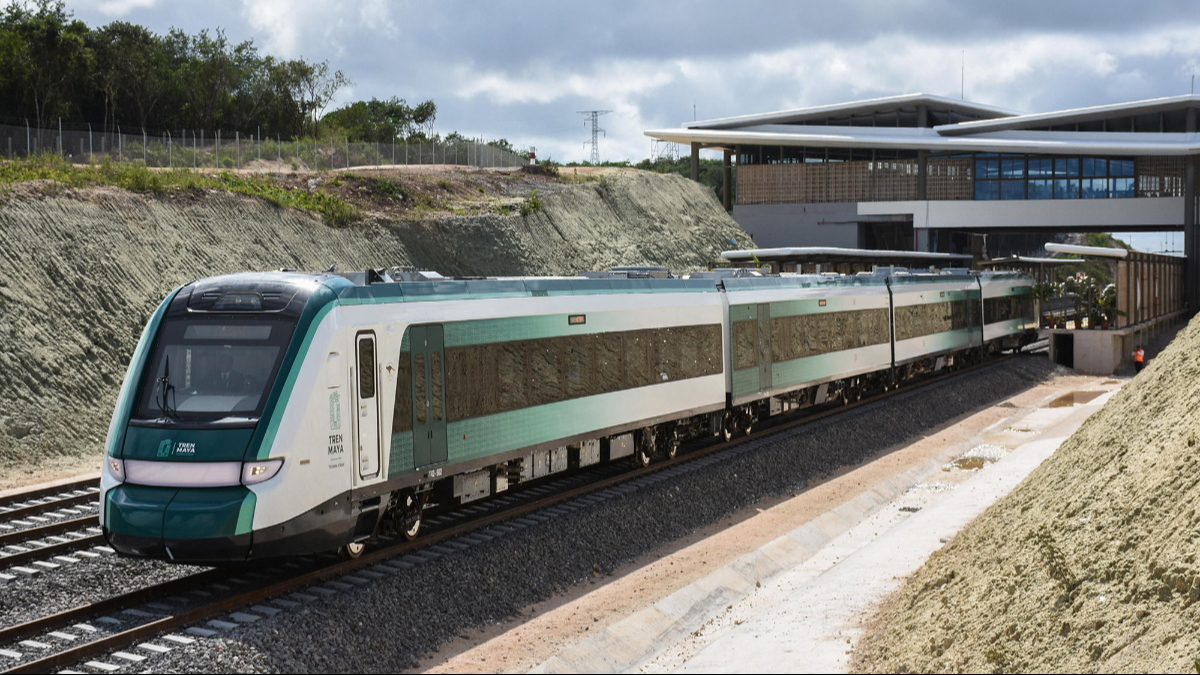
732,202,859,248
859,197,1184,230
1044,312,1186,375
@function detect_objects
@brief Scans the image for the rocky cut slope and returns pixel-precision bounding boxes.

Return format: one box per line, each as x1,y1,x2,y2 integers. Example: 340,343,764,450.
854,316,1200,673
0,169,752,486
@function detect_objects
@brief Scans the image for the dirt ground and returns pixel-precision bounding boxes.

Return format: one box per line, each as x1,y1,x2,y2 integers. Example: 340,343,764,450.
854,318,1200,673
410,367,1113,674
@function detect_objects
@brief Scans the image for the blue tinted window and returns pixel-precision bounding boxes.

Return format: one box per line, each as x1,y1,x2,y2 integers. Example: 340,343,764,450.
1028,180,1053,200
1111,159,1135,177
975,180,1000,200
975,159,999,179
1055,179,1079,199
1055,158,1080,177
1001,159,1025,179
1001,181,1025,200
1028,158,1054,177
1083,178,1107,198
1083,158,1107,177
1112,177,1135,197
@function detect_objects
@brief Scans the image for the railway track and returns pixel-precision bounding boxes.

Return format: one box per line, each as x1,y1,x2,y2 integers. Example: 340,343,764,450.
0,480,99,523
0,354,1023,673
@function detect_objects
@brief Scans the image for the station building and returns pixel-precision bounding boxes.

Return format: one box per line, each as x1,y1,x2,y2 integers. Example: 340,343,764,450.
644,93,1200,307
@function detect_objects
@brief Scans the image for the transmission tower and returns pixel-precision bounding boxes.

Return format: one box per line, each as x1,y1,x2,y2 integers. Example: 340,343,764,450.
578,110,611,164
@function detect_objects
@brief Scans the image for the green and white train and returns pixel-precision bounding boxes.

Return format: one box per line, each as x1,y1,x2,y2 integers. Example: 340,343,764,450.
100,267,1035,562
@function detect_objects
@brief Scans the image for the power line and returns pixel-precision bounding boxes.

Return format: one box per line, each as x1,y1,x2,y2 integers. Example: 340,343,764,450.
578,110,611,164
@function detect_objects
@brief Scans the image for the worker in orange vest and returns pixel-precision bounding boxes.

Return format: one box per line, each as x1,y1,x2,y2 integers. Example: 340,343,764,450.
1133,345,1145,373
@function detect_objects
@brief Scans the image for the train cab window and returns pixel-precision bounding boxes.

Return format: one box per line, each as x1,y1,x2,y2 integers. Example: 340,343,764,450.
133,316,296,422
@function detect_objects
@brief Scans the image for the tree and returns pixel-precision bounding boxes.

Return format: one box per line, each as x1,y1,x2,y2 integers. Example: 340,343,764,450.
322,97,436,143
92,21,166,129
2,0,93,127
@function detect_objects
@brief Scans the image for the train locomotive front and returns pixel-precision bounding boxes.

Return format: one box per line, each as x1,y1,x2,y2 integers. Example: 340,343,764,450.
100,272,343,562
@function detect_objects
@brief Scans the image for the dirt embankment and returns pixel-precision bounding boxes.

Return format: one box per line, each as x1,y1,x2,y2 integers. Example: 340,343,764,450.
854,316,1200,673
0,168,751,487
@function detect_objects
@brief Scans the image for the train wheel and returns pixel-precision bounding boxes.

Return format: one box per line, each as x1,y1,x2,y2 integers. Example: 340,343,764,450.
338,541,366,560
663,426,680,459
720,411,736,443
634,429,653,467
741,406,755,436
401,491,425,541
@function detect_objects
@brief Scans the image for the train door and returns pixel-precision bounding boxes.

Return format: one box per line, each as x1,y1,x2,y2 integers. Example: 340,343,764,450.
757,303,773,391
354,332,381,480
411,325,448,468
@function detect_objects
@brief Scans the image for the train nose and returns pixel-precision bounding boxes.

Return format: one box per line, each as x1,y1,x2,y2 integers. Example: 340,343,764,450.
103,484,256,562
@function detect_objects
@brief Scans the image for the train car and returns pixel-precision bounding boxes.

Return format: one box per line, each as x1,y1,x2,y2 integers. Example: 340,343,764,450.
720,274,893,429
979,270,1038,352
887,268,983,375
100,266,1038,564
101,271,728,562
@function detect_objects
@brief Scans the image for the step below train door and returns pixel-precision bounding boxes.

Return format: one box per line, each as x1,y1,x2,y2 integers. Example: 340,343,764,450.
411,324,449,468
354,332,381,482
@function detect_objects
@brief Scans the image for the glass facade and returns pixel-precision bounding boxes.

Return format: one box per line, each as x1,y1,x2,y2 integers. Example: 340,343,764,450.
974,154,1135,201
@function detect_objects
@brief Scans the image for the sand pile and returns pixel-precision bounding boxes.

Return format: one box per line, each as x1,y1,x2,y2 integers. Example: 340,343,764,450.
854,317,1200,672
0,170,750,487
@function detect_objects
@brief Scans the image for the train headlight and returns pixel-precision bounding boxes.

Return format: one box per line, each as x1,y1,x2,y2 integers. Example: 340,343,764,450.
106,457,125,482
242,458,284,485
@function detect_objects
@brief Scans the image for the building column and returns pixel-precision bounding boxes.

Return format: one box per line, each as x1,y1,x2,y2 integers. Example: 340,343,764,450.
722,149,733,211
690,142,700,181
1186,155,1197,312
917,149,929,200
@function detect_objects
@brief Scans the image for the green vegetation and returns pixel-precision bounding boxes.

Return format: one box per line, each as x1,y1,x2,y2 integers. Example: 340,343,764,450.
519,189,543,216
0,154,361,226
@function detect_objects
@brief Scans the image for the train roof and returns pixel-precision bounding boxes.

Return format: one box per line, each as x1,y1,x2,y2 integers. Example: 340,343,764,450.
179,267,1033,310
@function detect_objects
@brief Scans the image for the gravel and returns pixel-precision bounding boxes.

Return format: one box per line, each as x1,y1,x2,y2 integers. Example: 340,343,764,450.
55,356,1067,674
0,550,197,628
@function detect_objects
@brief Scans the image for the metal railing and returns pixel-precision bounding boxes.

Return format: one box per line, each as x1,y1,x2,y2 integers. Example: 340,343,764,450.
0,121,528,171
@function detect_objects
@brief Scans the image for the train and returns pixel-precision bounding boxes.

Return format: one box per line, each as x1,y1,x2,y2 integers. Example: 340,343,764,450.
99,266,1037,563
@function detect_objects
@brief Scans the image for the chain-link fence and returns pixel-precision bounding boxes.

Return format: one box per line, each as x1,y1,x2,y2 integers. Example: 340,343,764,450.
0,122,529,171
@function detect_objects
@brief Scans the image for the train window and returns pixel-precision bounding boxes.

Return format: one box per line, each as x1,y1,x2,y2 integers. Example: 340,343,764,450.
358,342,376,399
443,324,721,422
595,333,623,395
498,343,526,411
392,352,412,432
430,352,444,422
525,345,555,406
624,332,654,388
564,337,592,399
133,315,295,421
772,308,890,362
733,320,758,370
413,353,426,425
895,299,980,341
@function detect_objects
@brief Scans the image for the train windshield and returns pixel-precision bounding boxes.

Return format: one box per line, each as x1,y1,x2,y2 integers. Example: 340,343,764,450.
133,315,297,422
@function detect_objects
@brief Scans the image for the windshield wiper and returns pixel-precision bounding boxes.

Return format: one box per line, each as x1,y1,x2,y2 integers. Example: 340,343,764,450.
158,356,178,418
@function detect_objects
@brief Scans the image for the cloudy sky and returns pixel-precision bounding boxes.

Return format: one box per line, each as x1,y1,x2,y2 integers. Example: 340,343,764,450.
65,0,1200,250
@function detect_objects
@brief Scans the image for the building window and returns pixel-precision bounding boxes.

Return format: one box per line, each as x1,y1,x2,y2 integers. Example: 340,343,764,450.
974,154,1135,201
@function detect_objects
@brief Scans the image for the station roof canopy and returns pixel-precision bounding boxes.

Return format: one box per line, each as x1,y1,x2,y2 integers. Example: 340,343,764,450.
721,246,973,267
646,93,1200,156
